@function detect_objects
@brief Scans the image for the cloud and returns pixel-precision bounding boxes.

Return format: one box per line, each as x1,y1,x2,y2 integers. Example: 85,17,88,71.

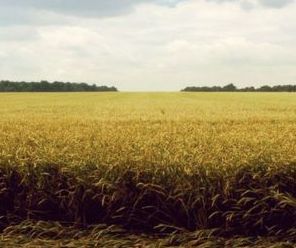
207,0,295,9
258,0,294,8
0,0,293,27
0,0,184,19
0,0,186,27
0,0,295,90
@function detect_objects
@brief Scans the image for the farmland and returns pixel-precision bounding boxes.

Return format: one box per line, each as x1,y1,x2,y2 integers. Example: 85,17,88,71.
0,92,295,247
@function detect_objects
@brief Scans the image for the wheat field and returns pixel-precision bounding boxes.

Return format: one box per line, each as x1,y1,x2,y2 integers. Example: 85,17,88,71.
0,92,295,247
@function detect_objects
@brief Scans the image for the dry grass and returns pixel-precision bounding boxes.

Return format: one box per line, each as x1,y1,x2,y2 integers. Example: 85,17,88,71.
1,221,295,247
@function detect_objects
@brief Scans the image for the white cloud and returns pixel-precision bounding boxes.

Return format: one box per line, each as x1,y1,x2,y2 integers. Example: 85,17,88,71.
0,0,295,90
207,0,294,9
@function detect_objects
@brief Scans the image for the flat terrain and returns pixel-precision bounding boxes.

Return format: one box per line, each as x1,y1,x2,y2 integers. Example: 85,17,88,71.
0,93,295,247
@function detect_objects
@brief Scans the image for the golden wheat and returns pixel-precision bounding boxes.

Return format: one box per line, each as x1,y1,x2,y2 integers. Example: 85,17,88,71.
0,92,295,241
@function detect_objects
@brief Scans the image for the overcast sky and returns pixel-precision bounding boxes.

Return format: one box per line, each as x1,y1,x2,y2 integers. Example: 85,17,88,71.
0,0,295,91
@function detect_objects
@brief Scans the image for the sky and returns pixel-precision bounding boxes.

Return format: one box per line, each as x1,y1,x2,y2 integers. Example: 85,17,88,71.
0,0,295,91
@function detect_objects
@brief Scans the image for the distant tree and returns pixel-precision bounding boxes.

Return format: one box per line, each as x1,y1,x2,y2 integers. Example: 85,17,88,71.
240,87,255,92
182,84,296,92
222,84,237,92
0,80,118,92
258,85,272,92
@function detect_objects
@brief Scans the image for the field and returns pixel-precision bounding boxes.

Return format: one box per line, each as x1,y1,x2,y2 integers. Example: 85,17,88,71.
0,92,295,247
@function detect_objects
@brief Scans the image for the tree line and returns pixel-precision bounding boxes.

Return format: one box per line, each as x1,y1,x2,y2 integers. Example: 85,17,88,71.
182,84,296,92
0,80,118,92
